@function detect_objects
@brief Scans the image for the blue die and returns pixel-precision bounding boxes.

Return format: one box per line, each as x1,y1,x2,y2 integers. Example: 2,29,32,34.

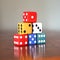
28,34,37,45
37,33,46,44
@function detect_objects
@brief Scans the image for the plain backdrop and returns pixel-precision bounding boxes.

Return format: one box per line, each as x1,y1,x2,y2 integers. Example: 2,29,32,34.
0,0,60,31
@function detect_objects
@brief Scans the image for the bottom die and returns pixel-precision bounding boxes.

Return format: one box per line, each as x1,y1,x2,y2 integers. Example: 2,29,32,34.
14,34,28,46
28,33,37,45
37,33,46,44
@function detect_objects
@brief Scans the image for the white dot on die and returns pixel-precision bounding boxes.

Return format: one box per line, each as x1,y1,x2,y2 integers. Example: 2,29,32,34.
41,40,43,42
41,35,43,37
20,36,22,39
26,19,27,21
31,16,34,19
34,35,36,38
14,41,18,44
38,35,40,37
32,38,34,41
42,40,45,42
34,41,36,43
25,42,27,44
25,35,27,38
43,35,45,37
29,35,31,38
14,36,18,38
26,13,28,15
29,41,31,44
38,40,41,43
23,13,25,15
24,16,26,18
20,42,22,45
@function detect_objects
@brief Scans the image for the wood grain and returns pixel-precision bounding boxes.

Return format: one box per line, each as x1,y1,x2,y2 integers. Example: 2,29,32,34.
0,30,60,60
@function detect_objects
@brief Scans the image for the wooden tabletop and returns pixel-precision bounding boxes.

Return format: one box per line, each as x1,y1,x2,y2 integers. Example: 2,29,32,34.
0,30,60,60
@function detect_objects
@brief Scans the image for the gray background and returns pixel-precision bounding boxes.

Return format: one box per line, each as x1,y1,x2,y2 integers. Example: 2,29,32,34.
0,0,60,31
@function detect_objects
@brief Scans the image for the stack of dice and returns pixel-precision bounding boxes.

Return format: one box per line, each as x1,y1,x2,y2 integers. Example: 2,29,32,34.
14,11,46,46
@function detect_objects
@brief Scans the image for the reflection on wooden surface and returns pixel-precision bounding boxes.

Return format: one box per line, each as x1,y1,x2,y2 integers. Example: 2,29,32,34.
0,31,60,60
14,44,45,60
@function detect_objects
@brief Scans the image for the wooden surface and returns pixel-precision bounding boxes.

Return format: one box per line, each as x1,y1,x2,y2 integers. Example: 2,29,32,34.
0,30,60,60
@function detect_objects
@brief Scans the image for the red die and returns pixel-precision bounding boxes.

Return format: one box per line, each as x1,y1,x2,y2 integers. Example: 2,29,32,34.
14,34,28,46
23,11,37,23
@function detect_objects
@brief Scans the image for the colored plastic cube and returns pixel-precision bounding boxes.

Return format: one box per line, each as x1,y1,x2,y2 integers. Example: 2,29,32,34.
37,33,46,44
28,34,37,45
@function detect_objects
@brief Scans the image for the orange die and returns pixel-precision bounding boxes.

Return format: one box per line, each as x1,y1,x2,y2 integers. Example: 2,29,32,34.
17,23,32,34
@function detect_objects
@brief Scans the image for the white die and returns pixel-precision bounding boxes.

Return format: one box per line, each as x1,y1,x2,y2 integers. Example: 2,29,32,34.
32,23,42,33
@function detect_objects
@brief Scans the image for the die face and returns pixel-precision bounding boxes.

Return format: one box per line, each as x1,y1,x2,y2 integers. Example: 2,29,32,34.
32,23,42,33
17,23,32,34
23,12,37,23
14,34,28,46
28,34,37,45
14,34,20,45
19,34,28,46
37,33,46,44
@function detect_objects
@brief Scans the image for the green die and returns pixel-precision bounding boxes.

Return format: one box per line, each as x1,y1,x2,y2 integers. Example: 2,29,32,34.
37,33,46,44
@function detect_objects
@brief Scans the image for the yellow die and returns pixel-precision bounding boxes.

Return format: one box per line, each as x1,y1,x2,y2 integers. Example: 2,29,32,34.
17,22,32,34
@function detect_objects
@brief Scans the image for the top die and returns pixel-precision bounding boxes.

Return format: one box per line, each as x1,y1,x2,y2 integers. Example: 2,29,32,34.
23,11,37,23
